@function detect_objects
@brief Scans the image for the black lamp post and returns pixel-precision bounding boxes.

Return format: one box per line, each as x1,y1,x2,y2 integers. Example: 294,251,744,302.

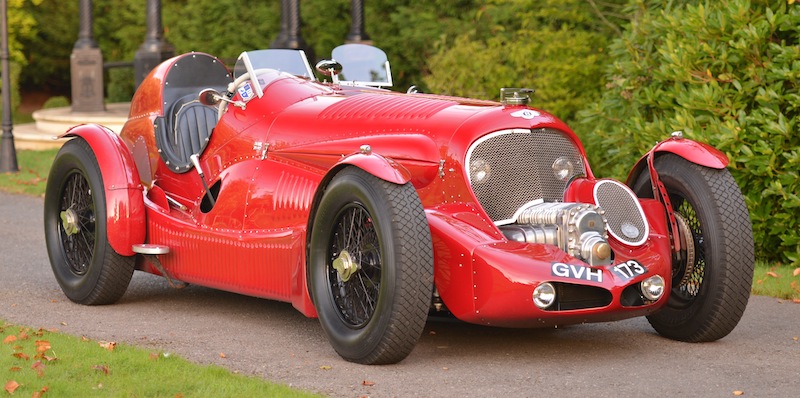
270,0,314,61
134,0,174,87
346,0,370,43
0,0,18,173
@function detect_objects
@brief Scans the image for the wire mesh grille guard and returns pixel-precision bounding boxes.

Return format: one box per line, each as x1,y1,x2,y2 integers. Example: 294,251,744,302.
466,128,585,223
594,179,649,246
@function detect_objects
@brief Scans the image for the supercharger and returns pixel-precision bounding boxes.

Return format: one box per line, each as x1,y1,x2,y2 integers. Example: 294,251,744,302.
499,202,613,266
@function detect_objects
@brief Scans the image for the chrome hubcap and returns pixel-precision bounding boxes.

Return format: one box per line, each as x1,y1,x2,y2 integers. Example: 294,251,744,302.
332,249,358,282
60,208,80,236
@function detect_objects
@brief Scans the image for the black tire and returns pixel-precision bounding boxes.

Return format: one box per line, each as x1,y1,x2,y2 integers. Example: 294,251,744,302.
308,167,433,364
633,154,754,342
44,138,135,305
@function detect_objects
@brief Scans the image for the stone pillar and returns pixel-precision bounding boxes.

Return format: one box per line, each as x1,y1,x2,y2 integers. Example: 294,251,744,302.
134,0,174,87
346,0,371,44
1,0,18,172
70,0,105,113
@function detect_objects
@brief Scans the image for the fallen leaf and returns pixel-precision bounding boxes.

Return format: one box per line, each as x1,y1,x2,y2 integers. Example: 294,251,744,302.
3,335,17,344
8,366,21,372
4,380,20,394
42,355,58,362
792,298,800,304
31,361,46,377
12,352,29,360
320,365,332,370
149,352,160,361
793,267,800,277
766,271,779,278
98,341,116,352
18,331,29,341
36,340,51,353
733,390,744,396
92,364,110,375
362,380,375,386
793,337,798,341
32,386,49,398
81,336,89,342
219,352,226,359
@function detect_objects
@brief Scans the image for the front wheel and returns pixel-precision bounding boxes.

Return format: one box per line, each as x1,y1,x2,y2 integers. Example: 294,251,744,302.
308,167,433,364
44,138,135,305
633,154,754,342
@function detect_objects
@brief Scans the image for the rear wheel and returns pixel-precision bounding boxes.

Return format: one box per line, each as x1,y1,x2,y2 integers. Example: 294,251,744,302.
633,154,754,342
44,138,135,305
308,167,433,364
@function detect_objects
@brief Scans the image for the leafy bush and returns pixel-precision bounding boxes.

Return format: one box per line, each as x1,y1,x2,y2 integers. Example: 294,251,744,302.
422,0,626,122
42,96,70,109
577,0,800,266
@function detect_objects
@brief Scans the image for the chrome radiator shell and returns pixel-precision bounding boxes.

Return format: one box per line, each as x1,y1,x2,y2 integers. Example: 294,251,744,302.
466,128,585,224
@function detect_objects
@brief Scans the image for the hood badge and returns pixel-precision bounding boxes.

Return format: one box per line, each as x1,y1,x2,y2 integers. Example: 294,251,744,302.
510,109,541,120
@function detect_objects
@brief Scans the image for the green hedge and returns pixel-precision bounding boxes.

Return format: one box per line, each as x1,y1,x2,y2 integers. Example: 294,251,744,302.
577,0,800,266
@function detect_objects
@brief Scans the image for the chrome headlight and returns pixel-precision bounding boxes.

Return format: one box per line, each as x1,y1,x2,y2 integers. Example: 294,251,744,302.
469,157,492,184
533,282,556,309
640,275,665,301
552,157,574,181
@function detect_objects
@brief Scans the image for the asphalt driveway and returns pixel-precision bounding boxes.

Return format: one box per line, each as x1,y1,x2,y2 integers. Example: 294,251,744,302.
1,191,798,397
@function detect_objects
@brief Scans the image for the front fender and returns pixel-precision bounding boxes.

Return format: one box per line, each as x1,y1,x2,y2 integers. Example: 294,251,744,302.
626,135,729,186
61,124,146,256
335,152,411,185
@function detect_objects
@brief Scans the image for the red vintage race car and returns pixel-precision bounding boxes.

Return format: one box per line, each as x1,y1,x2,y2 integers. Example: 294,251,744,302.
44,44,754,365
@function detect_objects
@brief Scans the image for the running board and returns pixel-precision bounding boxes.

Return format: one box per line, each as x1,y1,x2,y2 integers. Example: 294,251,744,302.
131,244,187,289
132,243,170,255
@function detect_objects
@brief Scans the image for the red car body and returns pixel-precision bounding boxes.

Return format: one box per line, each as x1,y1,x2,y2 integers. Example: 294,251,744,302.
47,45,753,364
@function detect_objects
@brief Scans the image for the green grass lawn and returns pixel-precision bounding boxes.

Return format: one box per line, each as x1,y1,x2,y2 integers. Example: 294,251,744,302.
1,322,320,397
0,148,57,197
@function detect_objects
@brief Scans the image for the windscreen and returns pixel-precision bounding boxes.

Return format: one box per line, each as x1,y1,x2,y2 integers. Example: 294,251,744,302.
233,49,315,80
331,44,392,87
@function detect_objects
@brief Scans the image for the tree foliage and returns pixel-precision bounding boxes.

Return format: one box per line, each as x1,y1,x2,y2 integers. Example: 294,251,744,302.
578,0,800,266
2,0,42,110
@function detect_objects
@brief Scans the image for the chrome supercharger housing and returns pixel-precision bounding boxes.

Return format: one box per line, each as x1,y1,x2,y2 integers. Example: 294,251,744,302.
499,202,612,266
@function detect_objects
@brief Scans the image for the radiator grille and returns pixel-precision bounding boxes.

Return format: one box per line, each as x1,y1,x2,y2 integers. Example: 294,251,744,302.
466,128,584,223
593,179,648,246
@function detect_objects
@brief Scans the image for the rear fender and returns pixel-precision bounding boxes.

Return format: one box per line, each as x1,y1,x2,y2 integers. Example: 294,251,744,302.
61,124,146,256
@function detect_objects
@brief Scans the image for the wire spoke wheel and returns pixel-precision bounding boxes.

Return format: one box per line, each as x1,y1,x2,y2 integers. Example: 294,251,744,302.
327,204,381,328
309,167,433,364
44,137,135,305
633,154,754,342
59,172,97,276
